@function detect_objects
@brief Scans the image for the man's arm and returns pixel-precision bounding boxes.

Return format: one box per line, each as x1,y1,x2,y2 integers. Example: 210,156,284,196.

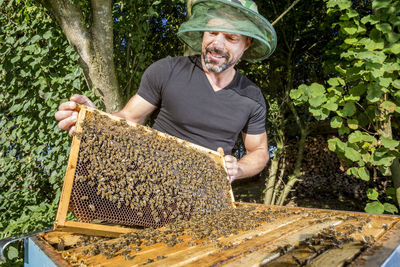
113,94,157,125
55,94,157,135
222,132,269,182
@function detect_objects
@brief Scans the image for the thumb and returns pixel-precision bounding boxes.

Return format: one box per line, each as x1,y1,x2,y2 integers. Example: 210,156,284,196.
217,147,224,156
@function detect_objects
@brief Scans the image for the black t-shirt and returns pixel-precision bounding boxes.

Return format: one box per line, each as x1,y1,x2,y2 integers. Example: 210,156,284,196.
137,55,266,153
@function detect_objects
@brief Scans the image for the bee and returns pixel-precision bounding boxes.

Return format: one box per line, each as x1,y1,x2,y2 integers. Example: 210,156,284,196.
80,195,88,200
89,204,96,212
156,255,166,261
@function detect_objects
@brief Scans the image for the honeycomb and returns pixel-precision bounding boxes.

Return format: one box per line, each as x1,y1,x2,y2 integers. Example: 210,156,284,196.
68,107,233,228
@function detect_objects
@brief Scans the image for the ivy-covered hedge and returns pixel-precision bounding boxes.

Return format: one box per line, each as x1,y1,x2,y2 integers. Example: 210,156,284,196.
0,1,98,263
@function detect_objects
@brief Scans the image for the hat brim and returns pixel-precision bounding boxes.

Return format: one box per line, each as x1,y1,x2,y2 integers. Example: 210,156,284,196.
177,0,277,62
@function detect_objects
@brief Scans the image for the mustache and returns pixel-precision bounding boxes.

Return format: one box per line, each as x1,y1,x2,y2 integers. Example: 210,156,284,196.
206,47,229,59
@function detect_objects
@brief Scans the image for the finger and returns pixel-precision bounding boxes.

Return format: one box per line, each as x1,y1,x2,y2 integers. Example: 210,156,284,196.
58,101,77,112
224,155,236,163
68,126,76,137
217,147,224,156
70,94,96,108
54,110,74,121
57,112,78,131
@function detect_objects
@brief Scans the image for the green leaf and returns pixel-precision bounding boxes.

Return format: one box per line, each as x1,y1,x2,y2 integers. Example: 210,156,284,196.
327,0,352,9
327,77,345,87
358,167,370,181
388,43,400,54
386,32,400,44
347,119,359,129
376,23,392,34
30,35,41,43
365,201,384,214
330,116,343,128
367,188,378,200
346,9,358,18
343,24,357,35
7,245,18,260
309,83,325,96
372,148,395,166
322,99,338,111
344,38,358,44
367,84,383,102
392,80,400,89
43,30,52,39
380,137,399,149
372,0,391,10
348,131,377,144
344,146,362,161
309,95,326,107
380,101,396,113
383,203,398,214
378,77,392,87
361,15,380,25
386,187,396,199
379,165,392,176
342,102,356,116
357,51,386,64
349,84,366,96
346,167,359,177
338,125,350,135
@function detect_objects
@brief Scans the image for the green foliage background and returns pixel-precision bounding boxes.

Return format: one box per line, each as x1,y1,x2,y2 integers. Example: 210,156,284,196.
290,0,400,213
0,0,185,263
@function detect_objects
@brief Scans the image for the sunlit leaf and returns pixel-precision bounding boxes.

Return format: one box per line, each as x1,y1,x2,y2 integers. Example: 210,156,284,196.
365,201,384,214
367,188,378,200
384,203,398,214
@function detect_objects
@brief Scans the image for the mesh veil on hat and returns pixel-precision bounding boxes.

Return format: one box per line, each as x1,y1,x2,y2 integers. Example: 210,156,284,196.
177,0,277,62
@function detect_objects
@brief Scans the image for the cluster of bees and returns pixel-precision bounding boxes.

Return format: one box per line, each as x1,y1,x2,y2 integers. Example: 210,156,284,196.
65,205,280,263
58,205,383,266
70,110,232,227
261,216,375,266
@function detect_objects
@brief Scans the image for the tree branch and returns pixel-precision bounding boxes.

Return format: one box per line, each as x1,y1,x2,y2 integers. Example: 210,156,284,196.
42,0,90,63
272,0,301,26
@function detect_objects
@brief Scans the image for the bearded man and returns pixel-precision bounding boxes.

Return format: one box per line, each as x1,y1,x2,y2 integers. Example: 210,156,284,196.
55,0,277,183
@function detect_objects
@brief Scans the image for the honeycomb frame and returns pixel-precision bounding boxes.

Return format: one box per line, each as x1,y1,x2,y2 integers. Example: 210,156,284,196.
54,105,234,237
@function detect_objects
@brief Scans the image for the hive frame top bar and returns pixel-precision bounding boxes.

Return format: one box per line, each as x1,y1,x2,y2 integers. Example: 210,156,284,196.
54,104,234,237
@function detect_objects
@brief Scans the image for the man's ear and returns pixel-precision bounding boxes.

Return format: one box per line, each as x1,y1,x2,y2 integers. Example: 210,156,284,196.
245,37,252,51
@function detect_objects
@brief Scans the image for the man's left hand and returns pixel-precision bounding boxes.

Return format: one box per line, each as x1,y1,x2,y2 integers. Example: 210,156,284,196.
217,147,239,183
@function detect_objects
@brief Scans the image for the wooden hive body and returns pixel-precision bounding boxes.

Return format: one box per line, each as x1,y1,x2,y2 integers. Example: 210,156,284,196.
36,203,400,266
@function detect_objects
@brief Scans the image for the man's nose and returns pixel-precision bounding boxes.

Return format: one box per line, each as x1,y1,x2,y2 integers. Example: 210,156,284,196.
212,33,225,48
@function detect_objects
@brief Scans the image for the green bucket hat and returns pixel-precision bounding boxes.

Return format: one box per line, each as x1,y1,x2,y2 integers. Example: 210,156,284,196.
177,0,277,62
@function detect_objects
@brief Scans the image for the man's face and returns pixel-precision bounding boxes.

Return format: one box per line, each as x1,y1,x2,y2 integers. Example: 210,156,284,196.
201,31,250,73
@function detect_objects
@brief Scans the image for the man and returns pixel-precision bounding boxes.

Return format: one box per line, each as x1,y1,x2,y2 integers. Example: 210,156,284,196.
55,0,277,183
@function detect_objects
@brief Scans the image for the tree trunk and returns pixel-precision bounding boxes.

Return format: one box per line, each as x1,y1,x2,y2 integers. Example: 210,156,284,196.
277,126,308,206
264,130,285,205
40,0,124,112
391,159,400,207
264,150,280,204
379,112,400,208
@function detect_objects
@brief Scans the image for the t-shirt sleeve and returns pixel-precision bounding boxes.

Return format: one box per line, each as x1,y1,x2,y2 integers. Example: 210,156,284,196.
137,57,172,106
242,102,266,134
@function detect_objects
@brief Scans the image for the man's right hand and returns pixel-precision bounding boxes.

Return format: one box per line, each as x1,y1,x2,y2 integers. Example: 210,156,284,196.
54,94,96,136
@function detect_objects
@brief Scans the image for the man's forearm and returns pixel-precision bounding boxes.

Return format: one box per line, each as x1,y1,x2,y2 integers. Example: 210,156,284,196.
236,148,269,180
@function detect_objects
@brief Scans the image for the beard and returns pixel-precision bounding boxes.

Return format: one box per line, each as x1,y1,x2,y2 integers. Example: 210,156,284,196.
202,46,240,73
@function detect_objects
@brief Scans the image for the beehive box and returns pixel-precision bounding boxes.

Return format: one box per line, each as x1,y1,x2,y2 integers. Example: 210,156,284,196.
31,203,400,266
54,105,234,237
